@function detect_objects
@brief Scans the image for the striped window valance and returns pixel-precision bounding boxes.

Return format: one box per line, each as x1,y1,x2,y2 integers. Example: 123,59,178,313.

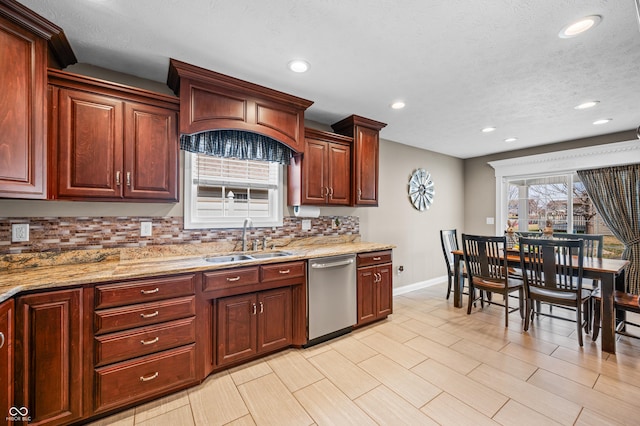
180,130,294,165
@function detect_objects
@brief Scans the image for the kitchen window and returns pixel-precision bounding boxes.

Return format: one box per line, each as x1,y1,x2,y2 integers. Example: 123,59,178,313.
184,152,283,229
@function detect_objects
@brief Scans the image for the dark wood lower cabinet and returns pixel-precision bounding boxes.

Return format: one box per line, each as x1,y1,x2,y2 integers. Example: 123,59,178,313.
356,251,393,326
217,287,292,368
0,299,13,419
15,289,86,426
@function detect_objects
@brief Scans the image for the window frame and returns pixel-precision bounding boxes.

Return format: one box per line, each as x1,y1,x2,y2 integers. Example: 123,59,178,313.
489,139,639,235
183,152,284,229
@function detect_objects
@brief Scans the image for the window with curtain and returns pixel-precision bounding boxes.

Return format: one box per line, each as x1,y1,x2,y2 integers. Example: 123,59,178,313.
183,152,283,229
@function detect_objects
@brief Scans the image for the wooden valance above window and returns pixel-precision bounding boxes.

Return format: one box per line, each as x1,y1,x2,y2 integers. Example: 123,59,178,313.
167,59,313,154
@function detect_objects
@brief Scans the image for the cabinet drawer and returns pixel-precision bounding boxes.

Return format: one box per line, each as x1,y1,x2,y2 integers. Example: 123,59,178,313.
357,250,392,267
95,317,196,367
203,266,259,293
95,274,195,309
95,296,196,335
261,261,305,282
94,344,197,412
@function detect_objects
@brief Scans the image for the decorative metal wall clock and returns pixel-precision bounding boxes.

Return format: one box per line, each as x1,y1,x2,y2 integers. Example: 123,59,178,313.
408,168,435,211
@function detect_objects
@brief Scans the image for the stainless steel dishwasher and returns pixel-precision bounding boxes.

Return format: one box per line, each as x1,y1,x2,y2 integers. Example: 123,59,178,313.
306,254,357,346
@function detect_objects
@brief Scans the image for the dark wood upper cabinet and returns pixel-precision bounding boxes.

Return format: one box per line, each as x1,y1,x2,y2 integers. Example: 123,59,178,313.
48,70,179,202
0,0,75,199
331,115,387,206
167,59,313,153
289,128,352,206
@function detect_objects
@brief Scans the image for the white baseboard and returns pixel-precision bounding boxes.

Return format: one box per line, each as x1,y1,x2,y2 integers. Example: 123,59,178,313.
393,276,447,296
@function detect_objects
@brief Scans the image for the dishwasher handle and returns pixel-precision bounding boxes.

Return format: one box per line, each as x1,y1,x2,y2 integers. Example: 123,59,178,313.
310,258,355,269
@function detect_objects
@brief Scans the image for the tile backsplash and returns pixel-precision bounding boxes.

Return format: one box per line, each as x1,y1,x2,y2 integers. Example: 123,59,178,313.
0,216,359,255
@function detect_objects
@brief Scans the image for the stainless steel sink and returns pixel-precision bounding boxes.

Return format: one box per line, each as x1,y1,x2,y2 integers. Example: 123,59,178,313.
249,251,293,259
204,254,254,263
203,251,293,263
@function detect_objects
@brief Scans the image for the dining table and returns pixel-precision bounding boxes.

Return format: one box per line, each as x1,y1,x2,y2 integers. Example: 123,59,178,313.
451,248,629,354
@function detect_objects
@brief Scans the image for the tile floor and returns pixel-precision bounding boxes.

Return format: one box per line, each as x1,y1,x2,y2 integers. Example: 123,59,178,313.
89,282,640,425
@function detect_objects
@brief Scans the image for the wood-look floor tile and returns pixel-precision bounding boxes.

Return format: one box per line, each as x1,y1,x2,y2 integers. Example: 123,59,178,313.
449,338,537,381
492,399,562,426
307,349,379,399
406,335,481,375
223,414,257,426
468,363,581,425
399,318,462,347
134,390,190,424
86,408,135,426
329,335,378,364
420,392,499,426
135,404,194,426
593,372,640,405
372,321,419,343
436,320,511,352
188,372,249,426
527,368,638,425
411,359,508,417
359,331,427,369
574,408,624,426
402,308,449,327
266,349,324,392
358,354,441,408
355,384,439,425
229,358,273,386
293,379,376,425
299,340,333,358
237,373,313,426
500,342,599,387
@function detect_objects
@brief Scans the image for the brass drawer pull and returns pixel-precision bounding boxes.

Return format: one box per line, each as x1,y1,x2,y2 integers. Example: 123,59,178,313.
278,269,291,274
140,288,159,295
226,276,241,282
140,311,159,319
140,337,159,345
373,257,381,261
139,372,159,382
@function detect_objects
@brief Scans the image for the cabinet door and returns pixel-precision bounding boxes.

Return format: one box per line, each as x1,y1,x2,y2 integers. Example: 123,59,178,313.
353,126,379,206
327,143,351,205
124,102,178,201
0,299,13,418
217,293,257,367
302,139,328,204
57,88,124,199
15,289,84,425
376,265,393,318
357,266,377,325
0,16,47,198
258,287,291,353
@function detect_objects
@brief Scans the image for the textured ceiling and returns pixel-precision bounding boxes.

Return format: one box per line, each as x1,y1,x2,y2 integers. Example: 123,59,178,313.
18,0,640,159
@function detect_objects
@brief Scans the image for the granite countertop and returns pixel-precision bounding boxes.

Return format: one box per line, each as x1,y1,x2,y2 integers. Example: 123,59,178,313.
0,238,395,303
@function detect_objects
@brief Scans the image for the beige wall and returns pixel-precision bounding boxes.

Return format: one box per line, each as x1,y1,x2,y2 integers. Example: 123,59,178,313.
322,139,465,289
463,130,638,235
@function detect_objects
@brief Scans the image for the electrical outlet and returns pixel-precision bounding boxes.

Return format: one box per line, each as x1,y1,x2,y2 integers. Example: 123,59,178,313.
12,224,29,242
140,221,152,237
397,265,404,276
301,219,311,231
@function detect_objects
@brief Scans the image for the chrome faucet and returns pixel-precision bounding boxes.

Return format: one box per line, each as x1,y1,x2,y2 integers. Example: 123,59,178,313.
242,218,253,251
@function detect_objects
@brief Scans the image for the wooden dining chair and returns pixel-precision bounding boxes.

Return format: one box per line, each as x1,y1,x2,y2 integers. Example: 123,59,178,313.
462,234,524,327
440,229,467,300
518,237,591,346
592,288,640,341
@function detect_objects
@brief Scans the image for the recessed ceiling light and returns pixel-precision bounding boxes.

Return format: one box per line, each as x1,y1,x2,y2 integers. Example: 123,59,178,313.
390,101,406,110
287,59,310,73
559,15,601,38
481,127,496,133
504,137,518,143
574,100,599,110
593,118,612,125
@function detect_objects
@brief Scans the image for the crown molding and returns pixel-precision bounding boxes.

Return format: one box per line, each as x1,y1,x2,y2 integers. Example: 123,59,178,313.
489,139,640,177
